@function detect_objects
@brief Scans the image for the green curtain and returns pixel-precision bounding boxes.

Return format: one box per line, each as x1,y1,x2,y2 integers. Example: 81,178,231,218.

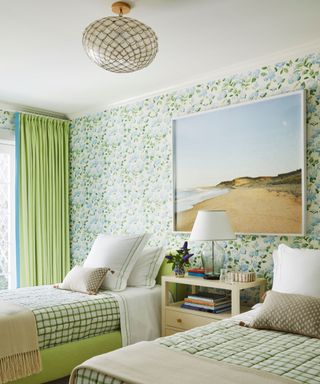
19,113,70,286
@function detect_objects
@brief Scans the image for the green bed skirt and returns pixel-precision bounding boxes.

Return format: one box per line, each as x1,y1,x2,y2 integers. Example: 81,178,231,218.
12,331,122,384
11,262,172,384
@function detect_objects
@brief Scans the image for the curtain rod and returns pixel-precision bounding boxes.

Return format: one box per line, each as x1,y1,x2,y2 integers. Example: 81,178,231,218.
0,102,70,122
18,111,71,122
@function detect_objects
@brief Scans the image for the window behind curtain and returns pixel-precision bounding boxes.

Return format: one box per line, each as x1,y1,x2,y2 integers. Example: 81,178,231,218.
0,142,16,289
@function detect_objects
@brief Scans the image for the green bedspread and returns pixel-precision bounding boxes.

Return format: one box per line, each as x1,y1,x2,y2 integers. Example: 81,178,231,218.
74,319,320,384
0,286,120,349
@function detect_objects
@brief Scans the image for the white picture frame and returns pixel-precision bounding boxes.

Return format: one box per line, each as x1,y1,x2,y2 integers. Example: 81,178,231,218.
172,90,306,235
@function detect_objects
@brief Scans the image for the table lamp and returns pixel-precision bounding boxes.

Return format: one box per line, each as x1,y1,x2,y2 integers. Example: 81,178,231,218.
189,210,235,280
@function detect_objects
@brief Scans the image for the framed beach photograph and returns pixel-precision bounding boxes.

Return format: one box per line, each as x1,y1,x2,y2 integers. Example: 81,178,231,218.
172,90,306,235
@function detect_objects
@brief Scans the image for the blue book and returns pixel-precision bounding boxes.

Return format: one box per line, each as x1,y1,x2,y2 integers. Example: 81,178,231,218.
188,272,205,277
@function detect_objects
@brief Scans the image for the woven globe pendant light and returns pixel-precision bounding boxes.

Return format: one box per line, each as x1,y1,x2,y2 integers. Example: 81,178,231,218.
82,1,158,73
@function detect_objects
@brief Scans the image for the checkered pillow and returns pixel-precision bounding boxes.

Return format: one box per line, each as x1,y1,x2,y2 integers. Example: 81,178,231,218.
56,266,111,295
249,290,320,339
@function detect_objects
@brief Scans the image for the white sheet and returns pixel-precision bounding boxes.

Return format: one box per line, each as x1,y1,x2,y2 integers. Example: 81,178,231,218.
231,304,262,323
112,285,161,346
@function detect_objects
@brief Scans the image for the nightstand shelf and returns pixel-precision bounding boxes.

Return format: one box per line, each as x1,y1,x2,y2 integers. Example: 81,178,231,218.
161,275,266,336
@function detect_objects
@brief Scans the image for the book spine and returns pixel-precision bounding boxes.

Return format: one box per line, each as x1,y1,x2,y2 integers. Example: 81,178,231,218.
181,304,231,314
187,272,205,277
187,295,228,303
184,299,215,307
185,299,231,307
182,302,231,311
187,295,215,303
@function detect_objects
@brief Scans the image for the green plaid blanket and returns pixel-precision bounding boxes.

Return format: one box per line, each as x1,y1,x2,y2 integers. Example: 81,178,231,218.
74,319,320,384
0,286,120,349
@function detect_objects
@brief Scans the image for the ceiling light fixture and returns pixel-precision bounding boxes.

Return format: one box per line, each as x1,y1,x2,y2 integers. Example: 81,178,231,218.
82,1,158,73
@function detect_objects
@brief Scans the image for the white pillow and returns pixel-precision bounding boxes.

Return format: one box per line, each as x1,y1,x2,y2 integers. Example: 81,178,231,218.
56,266,110,295
272,244,320,297
272,249,279,288
84,233,150,291
128,247,164,288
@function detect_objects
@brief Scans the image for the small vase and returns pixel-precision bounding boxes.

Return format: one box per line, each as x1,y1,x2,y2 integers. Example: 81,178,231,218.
174,265,185,278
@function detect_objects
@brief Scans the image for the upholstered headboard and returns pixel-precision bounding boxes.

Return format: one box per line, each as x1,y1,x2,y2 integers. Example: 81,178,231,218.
156,261,172,284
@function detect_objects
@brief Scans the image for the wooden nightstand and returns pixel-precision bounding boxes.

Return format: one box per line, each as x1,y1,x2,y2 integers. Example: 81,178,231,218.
161,275,267,336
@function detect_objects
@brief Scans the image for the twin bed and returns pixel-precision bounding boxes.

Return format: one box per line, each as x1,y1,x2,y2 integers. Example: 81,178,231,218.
70,309,320,384
0,283,162,384
0,233,165,384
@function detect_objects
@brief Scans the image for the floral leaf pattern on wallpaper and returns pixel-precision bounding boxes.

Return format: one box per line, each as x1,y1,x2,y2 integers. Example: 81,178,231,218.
70,53,320,289
0,110,15,131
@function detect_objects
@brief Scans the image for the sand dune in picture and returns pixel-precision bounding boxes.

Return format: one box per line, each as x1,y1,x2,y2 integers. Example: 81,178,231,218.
176,170,302,233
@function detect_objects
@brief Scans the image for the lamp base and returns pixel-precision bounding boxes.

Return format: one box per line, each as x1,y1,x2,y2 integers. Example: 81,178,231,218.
203,273,220,280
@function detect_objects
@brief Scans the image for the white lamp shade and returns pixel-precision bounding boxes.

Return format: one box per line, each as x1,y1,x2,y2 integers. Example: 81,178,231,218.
189,210,235,241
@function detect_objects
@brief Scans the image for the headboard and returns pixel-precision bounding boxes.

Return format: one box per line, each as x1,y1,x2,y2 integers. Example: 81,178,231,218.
156,261,172,284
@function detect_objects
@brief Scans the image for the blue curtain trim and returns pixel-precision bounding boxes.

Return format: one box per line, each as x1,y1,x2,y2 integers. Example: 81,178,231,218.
15,112,20,288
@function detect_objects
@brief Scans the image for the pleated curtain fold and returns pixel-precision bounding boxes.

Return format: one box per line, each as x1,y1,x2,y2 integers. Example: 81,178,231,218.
18,113,70,286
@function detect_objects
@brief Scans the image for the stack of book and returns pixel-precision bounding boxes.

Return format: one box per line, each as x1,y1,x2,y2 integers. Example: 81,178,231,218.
187,268,205,277
181,292,231,314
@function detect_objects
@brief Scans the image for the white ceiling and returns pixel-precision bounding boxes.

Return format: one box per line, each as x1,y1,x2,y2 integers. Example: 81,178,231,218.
0,0,319,118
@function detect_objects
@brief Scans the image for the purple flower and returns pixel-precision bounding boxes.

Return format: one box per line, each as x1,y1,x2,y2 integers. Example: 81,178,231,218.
165,241,194,267
181,241,188,250
182,253,193,263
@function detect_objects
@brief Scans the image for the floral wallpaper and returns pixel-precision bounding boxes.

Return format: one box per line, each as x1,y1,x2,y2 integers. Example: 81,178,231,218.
0,110,15,289
0,110,15,132
70,53,320,289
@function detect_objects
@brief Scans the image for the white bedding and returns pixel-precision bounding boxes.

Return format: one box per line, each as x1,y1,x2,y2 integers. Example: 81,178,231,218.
113,285,161,346
231,304,262,322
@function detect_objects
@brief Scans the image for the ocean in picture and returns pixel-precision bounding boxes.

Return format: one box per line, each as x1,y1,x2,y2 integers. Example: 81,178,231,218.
176,188,230,212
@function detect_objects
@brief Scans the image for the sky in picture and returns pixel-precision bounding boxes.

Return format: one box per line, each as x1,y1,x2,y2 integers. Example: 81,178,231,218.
174,93,303,189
